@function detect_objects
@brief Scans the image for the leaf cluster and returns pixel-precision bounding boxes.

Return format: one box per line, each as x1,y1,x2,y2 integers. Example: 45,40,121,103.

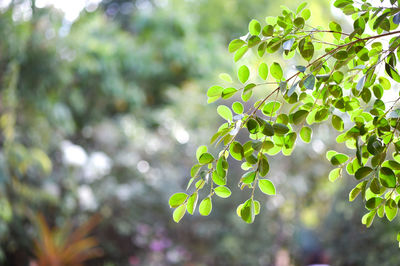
170,0,400,246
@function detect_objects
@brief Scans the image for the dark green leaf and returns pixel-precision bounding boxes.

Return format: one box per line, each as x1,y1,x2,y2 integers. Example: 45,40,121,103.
259,154,269,176
292,110,309,125
355,166,373,180
240,199,255,223
380,167,396,188
273,123,290,135
330,153,349,165
230,141,244,161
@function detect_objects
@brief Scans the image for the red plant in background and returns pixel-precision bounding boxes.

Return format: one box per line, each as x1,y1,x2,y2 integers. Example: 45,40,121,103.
31,214,103,266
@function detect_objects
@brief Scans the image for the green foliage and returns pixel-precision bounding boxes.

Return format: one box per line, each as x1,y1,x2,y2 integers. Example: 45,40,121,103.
170,0,400,246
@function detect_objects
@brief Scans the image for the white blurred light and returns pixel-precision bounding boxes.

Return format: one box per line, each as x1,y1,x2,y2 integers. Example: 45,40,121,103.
0,0,12,9
12,0,32,21
312,139,325,154
116,184,131,201
43,182,60,198
137,160,150,173
77,185,97,210
174,127,190,144
83,151,112,182
60,140,88,167
35,0,102,22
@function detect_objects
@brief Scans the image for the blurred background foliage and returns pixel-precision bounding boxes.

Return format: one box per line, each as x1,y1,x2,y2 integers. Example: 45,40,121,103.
1,0,400,265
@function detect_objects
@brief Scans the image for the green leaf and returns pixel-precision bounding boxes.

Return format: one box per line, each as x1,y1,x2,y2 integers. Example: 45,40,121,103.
270,62,283,80
259,63,268,80
232,101,244,114
301,8,311,20
240,199,255,223
332,115,344,131
385,62,400,82
230,141,244,161
198,153,214,164
214,186,232,198
370,178,381,194
292,110,309,125
217,157,227,176
222,87,237,99
199,197,212,216
334,0,351,8
299,37,314,61
219,73,233,83
249,19,261,35
385,199,398,221
258,179,276,195
361,210,376,228
329,21,342,40
248,35,261,47
294,17,305,28
349,185,362,202
261,122,274,136
259,154,269,176
196,146,208,161
173,204,187,223
207,85,224,98
366,197,383,210
186,192,198,215
241,171,256,184
217,105,233,121
273,123,290,135
262,101,281,116
195,179,206,189
238,65,250,84
300,126,312,143
326,150,338,161
355,166,373,180
333,50,348,60
228,39,246,53
247,118,260,134
262,25,274,36
212,171,226,186
169,193,188,208
254,200,261,215
330,153,349,165
234,45,248,62
190,164,202,178
296,2,307,14
367,135,384,155
380,167,396,188
329,168,342,182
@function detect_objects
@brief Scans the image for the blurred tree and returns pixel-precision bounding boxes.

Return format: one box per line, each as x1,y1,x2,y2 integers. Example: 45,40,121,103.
3,0,400,265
